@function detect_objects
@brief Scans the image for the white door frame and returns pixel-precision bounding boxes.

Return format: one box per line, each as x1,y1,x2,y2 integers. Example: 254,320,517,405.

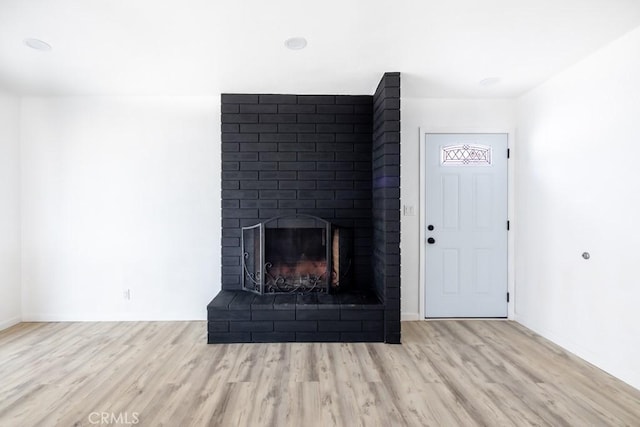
418,127,515,320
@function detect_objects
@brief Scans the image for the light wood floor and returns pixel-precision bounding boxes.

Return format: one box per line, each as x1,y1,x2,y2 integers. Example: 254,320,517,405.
0,321,639,427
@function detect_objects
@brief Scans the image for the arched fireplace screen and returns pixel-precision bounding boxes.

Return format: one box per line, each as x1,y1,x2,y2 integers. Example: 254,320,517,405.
242,215,342,294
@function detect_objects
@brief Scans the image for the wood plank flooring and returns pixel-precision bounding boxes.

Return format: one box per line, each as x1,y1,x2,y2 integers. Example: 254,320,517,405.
0,320,638,426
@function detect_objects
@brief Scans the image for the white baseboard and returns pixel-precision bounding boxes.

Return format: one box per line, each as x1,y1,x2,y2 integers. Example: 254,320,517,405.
515,316,640,392
401,312,420,321
0,317,21,331
22,313,206,322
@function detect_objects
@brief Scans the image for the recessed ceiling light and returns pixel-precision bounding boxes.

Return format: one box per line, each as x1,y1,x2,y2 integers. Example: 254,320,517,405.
284,37,307,50
479,77,501,87
24,38,52,51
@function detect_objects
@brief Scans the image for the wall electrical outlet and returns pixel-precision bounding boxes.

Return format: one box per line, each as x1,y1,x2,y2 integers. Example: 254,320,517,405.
403,205,415,216
123,289,131,300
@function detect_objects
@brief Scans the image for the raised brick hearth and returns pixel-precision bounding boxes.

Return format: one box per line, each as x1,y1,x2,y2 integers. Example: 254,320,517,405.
208,290,383,343
209,73,400,344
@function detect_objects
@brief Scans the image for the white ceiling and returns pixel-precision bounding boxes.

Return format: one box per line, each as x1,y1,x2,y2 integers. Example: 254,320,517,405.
1,0,640,98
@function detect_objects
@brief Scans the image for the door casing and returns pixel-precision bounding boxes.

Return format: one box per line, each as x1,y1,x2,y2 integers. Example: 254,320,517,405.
418,127,515,320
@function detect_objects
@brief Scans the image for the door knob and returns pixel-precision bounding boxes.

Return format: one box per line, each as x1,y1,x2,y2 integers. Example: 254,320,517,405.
428,225,434,231
427,237,436,244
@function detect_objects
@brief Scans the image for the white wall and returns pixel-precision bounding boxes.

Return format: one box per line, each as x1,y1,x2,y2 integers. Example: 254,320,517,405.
400,96,516,319
516,26,640,390
0,91,21,330
20,96,220,321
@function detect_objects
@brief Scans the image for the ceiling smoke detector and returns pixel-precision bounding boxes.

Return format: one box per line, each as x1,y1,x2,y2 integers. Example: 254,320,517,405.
24,38,52,51
284,37,307,50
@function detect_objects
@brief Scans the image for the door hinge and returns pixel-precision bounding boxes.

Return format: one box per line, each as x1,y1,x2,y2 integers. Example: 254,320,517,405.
507,292,510,303
507,220,510,230
507,148,511,159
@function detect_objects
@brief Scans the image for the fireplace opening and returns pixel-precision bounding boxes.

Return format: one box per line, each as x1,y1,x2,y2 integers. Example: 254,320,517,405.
242,215,350,294
265,227,327,292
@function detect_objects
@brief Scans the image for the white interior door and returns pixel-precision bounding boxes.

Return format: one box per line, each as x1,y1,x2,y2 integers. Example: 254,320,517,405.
424,133,508,317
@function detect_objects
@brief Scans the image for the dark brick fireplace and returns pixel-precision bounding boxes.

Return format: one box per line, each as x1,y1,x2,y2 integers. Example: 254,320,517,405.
208,73,400,343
